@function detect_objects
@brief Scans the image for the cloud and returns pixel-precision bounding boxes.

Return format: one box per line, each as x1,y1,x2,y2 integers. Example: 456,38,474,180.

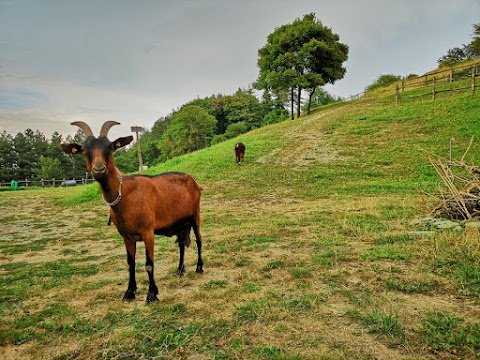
0,88,49,111
0,0,478,137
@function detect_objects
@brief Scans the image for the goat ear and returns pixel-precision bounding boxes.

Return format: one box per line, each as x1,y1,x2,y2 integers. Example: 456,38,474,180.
112,136,133,150
60,143,83,155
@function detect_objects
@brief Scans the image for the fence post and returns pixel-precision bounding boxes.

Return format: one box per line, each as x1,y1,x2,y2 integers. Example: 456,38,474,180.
432,77,436,101
450,69,453,83
472,66,476,95
395,84,400,104
25,178,28,188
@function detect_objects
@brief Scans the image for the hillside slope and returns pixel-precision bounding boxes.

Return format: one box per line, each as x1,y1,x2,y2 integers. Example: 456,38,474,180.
2,89,479,360
147,90,479,202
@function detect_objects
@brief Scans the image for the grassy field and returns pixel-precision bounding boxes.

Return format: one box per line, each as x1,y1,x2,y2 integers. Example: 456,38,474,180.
1,89,479,359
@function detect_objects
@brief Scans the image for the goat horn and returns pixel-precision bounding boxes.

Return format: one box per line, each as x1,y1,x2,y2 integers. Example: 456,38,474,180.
100,121,120,136
71,121,94,137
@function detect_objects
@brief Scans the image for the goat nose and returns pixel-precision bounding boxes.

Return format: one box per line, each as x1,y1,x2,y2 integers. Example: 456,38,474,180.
92,164,106,174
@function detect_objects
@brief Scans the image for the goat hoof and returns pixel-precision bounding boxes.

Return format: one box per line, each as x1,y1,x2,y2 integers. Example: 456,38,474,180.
176,265,185,277
146,293,159,304
122,288,136,301
196,266,204,274
176,270,185,277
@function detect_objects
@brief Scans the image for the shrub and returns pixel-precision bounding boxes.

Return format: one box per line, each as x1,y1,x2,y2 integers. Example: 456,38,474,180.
366,74,402,91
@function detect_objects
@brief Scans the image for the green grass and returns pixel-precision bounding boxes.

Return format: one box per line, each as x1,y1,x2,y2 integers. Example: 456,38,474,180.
359,308,405,338
428,231,480,297
360,246,412,262
1,88,479,359
384,276,438,294
417,311,480,354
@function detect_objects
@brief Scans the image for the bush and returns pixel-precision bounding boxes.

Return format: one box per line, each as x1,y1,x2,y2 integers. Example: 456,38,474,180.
225,122,248,138
262,110,289,126
366,74,402,91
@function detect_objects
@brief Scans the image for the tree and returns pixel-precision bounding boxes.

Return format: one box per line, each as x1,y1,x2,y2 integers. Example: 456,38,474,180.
188,96,226,134
160,105,217,160
39,156,63,179
438,47,468,67
260,90,289,125
467,23,480,58
185,89,267,135
302,88,342,112
13,129,48,180
138,131,162,167
0,132,15,182
256,13,348,119
223,89,263,130
226,121,248,137
63,130,88,179
256,22,300,120
438,23,480,66
114,147,138,173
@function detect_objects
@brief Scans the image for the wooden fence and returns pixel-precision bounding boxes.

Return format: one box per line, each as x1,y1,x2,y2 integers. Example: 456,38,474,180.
395,63,479,103
1,177,96,189
340,58,480,103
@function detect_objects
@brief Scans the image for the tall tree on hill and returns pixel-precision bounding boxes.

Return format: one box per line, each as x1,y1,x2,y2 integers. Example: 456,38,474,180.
256,13,348,119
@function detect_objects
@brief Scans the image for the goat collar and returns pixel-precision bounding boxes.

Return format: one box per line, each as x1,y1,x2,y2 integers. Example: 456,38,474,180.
103,170,122,207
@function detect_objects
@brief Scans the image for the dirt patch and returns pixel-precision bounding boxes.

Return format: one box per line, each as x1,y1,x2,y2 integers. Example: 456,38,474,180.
256,111,350,167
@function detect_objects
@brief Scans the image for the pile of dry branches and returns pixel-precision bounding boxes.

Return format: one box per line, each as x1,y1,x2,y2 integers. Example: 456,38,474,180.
429,138,480,220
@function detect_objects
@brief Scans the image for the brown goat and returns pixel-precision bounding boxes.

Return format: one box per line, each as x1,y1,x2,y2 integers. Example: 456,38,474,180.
234,142,246,165
61,121,203,303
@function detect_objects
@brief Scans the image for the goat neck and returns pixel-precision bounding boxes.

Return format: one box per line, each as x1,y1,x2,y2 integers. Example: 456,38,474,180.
98,166,124,207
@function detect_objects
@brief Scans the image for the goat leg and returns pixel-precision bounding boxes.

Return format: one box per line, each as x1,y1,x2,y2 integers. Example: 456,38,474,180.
177,242,186,277
192,213,204,274
123,241,137,301
195,239,204,274
144,235,159,303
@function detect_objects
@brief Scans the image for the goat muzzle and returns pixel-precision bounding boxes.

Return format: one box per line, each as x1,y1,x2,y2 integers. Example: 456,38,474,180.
91,164,107,179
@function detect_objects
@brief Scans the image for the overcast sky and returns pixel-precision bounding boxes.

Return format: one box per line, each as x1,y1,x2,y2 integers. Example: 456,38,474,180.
1,0,479,140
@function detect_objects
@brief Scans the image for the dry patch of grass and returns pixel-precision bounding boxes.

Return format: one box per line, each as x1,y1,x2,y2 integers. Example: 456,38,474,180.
2,186,479,359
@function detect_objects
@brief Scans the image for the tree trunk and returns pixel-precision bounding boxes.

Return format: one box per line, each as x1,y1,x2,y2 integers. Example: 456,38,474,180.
307,88,316,114
296,87,302,118
290,87,294,120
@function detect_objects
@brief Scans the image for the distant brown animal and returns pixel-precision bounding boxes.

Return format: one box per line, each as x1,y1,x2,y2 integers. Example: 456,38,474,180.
234,142,246,165
61,121,204,303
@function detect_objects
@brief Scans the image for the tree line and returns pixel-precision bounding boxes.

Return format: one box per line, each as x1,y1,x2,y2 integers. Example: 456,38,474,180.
2,13,348,180
0,129,87,183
